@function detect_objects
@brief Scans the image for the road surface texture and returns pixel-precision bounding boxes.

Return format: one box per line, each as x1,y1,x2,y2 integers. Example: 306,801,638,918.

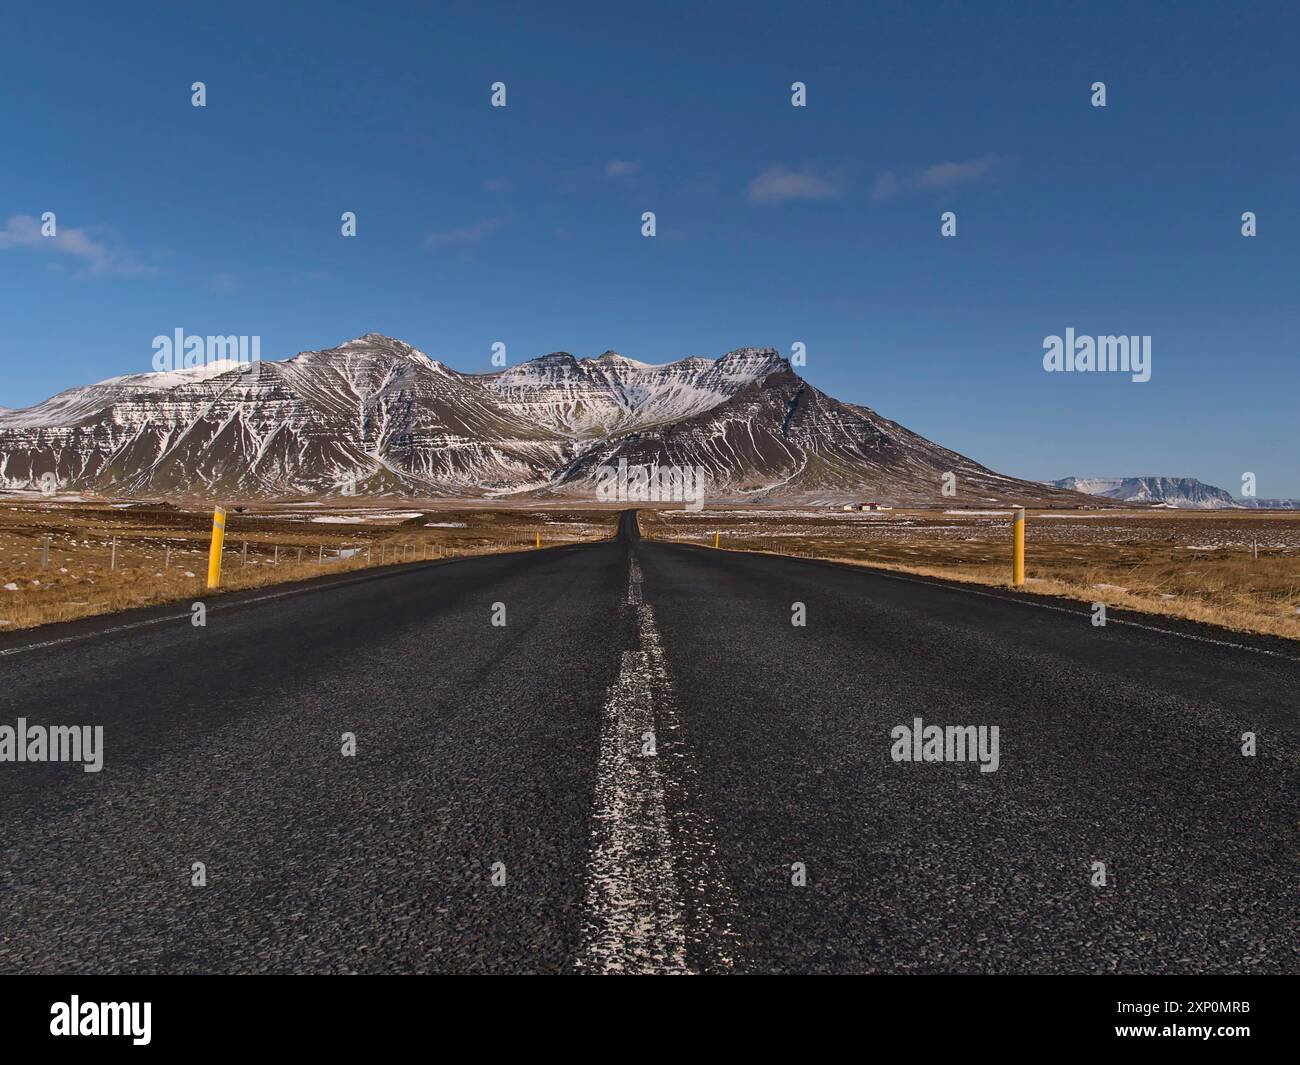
1,510,1294,973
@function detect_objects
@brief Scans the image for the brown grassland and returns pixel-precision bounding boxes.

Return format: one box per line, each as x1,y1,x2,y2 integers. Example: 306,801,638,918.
2,497,1297,642
640,505,1300,641
0,497,617,632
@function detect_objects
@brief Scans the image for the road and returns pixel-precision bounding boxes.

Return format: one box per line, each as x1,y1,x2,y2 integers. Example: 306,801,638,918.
0,509,1295,974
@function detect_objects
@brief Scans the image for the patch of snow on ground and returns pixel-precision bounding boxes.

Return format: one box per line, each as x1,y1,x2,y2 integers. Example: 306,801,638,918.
309,511,424,523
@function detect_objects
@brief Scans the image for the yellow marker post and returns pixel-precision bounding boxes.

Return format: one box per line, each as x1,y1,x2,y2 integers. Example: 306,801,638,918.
207,506,227,589
536,529,541,548
713,530,719,549
1012,508,1025,586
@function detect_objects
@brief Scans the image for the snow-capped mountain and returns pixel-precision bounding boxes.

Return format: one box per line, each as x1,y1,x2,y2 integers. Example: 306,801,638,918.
1050,476,1242,509
481,348,787,437
0,360,248,429
0,333,1090,504
0,335,569,496
550,360,1075,503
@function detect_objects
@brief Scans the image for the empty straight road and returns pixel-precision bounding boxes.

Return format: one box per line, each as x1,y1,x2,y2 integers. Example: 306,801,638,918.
0,510,1295,973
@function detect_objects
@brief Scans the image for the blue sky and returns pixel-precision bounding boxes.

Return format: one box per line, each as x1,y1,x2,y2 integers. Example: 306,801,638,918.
3,1,1297,495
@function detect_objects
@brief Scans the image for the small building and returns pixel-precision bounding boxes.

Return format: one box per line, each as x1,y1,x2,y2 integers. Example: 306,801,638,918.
858,502,893,512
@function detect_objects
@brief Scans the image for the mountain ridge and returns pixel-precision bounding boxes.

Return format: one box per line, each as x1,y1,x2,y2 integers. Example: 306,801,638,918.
1050,475,1242,509
0,333,1093,505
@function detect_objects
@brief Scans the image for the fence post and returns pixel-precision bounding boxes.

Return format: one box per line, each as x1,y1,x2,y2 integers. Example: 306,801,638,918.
206,508,226,589
1012,508,1025,586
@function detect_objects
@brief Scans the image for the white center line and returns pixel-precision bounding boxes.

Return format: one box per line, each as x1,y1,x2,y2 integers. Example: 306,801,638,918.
578,556,737,974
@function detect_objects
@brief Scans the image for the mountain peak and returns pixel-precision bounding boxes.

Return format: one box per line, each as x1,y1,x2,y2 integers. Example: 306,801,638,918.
716,347,790,376
719,346,782,360
339,332,420,352
585,350,654,368
298,333,441,367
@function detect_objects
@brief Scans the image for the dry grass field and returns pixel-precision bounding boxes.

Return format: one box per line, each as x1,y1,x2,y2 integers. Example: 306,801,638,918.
642,506,1300,641
5,496,1298,641
0,496,617,632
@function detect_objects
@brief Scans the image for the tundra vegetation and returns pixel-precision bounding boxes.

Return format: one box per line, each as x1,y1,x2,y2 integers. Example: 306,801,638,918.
0,499,616,631
643,506,1300,641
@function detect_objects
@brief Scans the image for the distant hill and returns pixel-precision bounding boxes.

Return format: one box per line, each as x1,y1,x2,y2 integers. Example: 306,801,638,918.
1050,476,1242,509
1235,497,1300,510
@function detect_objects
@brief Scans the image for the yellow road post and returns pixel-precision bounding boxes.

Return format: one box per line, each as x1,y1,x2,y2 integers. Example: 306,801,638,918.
536,529,541,548
1012,508,1025,586
713,530,719,549
207,506,226,589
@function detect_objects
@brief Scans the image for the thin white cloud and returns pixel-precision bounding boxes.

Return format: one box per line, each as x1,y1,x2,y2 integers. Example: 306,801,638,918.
747,164,846,205
872,155,1001,202
917,156,998,190
604,159,643,178
424,217,508,247
0,213,155,278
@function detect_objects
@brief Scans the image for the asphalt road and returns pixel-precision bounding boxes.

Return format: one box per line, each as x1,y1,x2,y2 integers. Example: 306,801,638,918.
0,509,1295,974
